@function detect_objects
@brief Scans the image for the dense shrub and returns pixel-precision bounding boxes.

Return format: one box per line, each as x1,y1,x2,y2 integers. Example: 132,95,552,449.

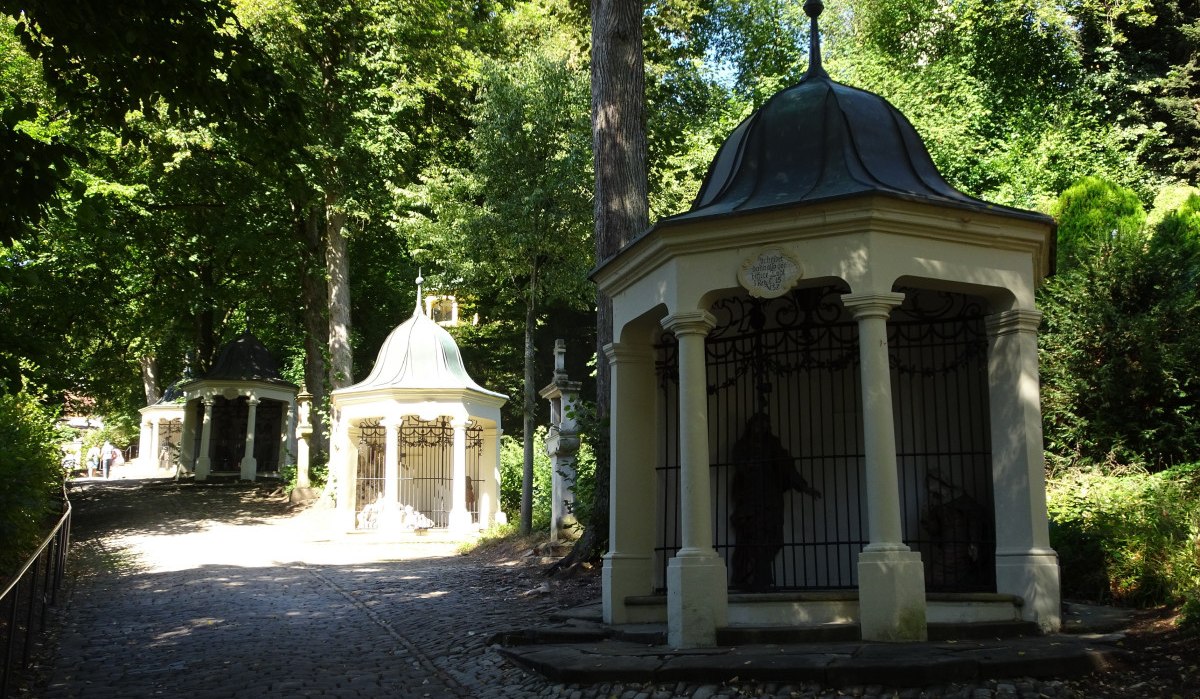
499,428,553,529
0,389,65,576
1047,465,1200,623
1040,184,1200,470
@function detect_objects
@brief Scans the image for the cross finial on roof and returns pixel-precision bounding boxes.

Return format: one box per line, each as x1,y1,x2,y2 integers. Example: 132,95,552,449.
804,0,827,78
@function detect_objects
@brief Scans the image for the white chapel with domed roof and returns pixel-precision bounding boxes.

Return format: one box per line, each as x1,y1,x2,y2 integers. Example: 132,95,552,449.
330,281,508,533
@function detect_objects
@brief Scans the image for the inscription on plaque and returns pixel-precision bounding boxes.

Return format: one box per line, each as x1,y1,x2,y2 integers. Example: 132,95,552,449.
738,248,802,298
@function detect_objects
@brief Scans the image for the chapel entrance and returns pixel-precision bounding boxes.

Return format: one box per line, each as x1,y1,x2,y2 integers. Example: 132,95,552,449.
654,285,995,594
353,416,485,530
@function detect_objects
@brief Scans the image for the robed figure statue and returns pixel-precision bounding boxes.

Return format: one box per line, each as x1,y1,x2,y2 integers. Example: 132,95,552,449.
729,412,822,591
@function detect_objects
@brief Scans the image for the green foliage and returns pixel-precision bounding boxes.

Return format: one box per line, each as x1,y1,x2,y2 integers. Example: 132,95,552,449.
1040,180,1200,471
1052,177,1147,271
499,427,552,530
1047,465,1200,615
0,388,65,575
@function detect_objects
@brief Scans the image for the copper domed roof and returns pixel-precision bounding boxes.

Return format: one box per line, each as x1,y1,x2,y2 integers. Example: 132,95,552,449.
661,1,1050,227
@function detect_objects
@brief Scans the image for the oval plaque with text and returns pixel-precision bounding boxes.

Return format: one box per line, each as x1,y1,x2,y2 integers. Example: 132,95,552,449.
737,248,802,298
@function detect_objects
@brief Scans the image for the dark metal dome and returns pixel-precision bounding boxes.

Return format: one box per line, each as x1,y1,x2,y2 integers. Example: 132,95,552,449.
664,0,1049,226
203,331,291,384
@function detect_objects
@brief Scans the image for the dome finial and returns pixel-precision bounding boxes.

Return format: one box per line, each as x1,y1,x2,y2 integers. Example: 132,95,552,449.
804,0,827,78
415,269,425,316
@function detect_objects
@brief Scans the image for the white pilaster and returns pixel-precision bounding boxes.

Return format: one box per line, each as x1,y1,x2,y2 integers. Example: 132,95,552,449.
602,341,659,625
150,419,162,471
661,311,727,649
138,419,154,470
987,309,1061,632
480,427,501,526
196,398,215,481
843,291,927,642
448,418,472,531
240,396,259,481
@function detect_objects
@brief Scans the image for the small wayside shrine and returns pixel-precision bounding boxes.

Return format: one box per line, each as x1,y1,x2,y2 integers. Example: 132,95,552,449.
135,380,187,476
329,279,507,533
179,332,299,481
592,1,1060,648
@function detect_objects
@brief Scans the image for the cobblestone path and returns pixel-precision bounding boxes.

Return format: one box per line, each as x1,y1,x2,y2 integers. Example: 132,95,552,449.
40,480,583,699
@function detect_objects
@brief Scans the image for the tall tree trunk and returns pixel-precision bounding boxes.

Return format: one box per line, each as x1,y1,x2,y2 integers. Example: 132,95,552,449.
139,355,161,405
521,271,538,534
195,261,217,372
554,0,648,571
325,194,353,390
299,204,330,461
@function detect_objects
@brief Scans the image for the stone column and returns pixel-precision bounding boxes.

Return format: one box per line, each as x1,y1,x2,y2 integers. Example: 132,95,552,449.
138,419,154,470
150,419,162,472
602,341,659,625
377,418,402,530
661,311,727,649
240,395,259,481
480,427,501,526
843,291,927,642
195,397,215,481
296,389,313,489
987,309,1061,632
448,418,472,532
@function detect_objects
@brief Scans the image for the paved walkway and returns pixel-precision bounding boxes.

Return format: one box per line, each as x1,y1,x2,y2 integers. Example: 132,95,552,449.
40,479,1126,699
43,479,581,698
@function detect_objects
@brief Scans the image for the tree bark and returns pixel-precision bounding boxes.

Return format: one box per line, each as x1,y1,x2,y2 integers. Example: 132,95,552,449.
554,0,647,572
325,193,353,390
299,204,330,461
521,271,538,534
139,355,161,405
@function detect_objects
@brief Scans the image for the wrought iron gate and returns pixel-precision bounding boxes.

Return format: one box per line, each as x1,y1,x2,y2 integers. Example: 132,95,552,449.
655,285,995,593
355,420,387,529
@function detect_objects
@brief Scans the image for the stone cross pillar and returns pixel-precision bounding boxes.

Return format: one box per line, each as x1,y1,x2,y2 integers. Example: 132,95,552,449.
196,397,215,481
240,395,259,481
661,311,727,649
539,339,582,543
295,389,312,489
843,292,927,642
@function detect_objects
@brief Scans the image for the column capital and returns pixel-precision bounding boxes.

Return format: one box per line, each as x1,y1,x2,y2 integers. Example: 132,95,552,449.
986,308,1043,337
450,417,469,430
841,291,906,320
603,341,655,366
661,310,716,336
247,395,260,405
202,397,215,407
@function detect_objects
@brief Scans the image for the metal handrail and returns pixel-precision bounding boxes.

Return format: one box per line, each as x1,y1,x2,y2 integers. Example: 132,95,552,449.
1,486,72,698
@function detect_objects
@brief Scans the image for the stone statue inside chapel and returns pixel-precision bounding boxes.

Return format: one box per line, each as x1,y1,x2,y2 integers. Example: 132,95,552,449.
729,412,822,591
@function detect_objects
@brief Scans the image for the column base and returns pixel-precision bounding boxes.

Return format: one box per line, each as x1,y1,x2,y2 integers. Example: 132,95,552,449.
667,553,728,649
447,507,474,533
195,456,211,481
239,456,258,481
996,549,1061,632
602,553,655,624
858,549,927,641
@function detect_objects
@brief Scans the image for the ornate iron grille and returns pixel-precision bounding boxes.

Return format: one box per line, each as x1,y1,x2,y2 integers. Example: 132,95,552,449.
355,419,387,529
397,417,484,527
159,419,182,470
655,286,995,593
890,290,995,592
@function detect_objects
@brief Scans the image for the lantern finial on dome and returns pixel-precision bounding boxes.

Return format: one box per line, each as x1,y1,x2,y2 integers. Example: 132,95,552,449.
803,0,826,79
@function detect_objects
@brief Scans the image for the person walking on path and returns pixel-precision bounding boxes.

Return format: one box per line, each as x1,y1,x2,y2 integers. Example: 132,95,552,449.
85,445,100,478
100,441,114,479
